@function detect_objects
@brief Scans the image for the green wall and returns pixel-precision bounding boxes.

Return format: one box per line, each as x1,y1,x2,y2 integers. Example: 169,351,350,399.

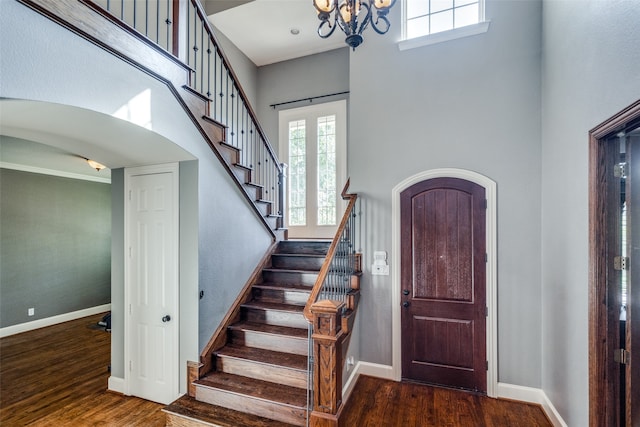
0,168,111,328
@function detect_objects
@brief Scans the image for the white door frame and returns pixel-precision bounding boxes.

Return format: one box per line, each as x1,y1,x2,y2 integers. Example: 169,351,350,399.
124,162,180,403
391,168,497,397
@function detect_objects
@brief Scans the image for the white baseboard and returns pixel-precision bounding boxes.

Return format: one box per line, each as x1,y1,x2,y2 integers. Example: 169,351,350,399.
108,376,126,394
497,383,568,427
0,304,111,338
342,362,395,402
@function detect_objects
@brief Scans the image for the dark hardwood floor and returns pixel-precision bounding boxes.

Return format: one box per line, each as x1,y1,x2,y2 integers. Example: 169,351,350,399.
341,375,552,427
1,313,552,426
0,313,165,426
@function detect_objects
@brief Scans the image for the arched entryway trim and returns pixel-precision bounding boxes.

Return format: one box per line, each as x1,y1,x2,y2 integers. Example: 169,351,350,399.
391,168,497,397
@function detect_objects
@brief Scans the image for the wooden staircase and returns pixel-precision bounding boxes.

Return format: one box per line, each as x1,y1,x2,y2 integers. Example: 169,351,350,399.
165,240,332,427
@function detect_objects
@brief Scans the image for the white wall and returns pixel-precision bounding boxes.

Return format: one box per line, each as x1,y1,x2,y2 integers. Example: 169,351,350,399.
349,0,543,388
541,1,640,425
1,0,273,395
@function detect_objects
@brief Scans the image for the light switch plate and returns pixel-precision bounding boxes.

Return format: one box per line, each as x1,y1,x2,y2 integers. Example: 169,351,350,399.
372,264,389,275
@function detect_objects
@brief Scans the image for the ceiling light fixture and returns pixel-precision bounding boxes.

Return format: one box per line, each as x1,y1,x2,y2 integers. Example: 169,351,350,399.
313,0,396,50
85,158,107,171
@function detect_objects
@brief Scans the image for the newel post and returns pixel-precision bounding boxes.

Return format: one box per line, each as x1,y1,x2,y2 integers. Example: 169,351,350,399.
310,300,345,427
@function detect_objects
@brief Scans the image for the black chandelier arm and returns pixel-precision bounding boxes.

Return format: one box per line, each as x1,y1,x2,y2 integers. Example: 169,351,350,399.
355,2,373,35
317,14,338,38
370,9,391,35
313,0,396,49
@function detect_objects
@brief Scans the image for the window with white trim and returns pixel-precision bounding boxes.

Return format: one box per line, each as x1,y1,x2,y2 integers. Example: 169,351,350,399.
404,0,484,40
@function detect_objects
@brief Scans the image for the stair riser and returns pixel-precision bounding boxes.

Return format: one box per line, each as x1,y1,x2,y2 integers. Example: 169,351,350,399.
229,329,308,356
277,241,330,255
195,386,306,426
255,201,273,217
271,255,324,271
216,357,307,389
242,307,309,329
253,288,310,306
262,270,318,286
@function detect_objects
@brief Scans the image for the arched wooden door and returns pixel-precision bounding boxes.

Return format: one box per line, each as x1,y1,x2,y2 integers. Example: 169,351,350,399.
400,177,487,392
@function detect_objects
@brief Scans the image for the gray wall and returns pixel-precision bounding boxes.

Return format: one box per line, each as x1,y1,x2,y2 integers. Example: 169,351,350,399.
257,47,350,150
541,1,640,425
253,0,543,392
2,0,273,395
0,168,111,327
351,0,543,386
212,25,259,108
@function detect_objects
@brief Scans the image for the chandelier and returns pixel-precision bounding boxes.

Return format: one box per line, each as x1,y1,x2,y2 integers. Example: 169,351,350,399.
313,0,397,50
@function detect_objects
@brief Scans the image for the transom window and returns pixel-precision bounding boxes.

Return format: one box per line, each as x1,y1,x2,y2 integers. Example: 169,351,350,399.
405,0,483,39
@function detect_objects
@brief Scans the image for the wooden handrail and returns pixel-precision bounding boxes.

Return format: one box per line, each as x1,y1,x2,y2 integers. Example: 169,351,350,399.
303,179,358,321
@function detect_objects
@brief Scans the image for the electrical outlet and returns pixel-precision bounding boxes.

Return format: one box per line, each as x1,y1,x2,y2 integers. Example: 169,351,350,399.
28,308,35,316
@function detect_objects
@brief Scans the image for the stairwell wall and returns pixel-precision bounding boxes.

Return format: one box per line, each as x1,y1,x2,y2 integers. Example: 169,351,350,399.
0,0,273,395
349,0,543,388
541,1,640,425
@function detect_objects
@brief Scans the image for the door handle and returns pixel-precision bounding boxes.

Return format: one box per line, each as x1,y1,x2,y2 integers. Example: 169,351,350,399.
402,301,410,308
162,315,171,323
403,289,410,295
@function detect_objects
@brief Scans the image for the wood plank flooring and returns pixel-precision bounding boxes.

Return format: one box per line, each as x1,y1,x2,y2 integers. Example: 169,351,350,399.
341,375,553,427
0,313,165,426
1,313,552,426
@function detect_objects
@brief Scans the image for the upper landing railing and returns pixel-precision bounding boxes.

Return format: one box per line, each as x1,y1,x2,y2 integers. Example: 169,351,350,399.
89,0,283,226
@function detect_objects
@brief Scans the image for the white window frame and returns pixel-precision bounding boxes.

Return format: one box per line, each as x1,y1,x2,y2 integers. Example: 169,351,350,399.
399,0,490,51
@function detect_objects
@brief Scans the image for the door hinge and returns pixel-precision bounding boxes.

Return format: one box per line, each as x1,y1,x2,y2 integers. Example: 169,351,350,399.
485,306,489,317
614,348,630,365
614,162,628,179
483,199,488,209
614,256,629,271
486,360,489,370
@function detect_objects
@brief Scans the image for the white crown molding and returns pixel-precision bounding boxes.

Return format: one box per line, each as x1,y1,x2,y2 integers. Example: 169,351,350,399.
0,162,111,184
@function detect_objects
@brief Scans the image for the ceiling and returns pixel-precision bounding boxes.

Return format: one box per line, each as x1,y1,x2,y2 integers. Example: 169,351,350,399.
208,0,346,66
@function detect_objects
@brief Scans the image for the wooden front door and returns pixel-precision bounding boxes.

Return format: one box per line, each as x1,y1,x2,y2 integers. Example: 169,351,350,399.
400,177,487,392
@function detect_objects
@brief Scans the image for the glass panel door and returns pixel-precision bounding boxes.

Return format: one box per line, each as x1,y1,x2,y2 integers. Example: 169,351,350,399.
279,100,347,239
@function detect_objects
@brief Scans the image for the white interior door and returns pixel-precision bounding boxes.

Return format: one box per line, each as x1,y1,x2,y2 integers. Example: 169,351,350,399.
125,163,179,405
279,100,347,239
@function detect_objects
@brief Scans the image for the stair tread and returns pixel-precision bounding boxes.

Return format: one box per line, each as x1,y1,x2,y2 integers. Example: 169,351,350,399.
164,395,297,427
195,372,307,408
229,321,308,338
272,253,325,258
253,283,313,291
262,267,320,274
216,344,307,370
242,301,306,313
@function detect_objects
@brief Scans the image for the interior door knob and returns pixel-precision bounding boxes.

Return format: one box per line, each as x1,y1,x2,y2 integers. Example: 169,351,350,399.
402,301,410,308
162,315,171,322
403,289,410,295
